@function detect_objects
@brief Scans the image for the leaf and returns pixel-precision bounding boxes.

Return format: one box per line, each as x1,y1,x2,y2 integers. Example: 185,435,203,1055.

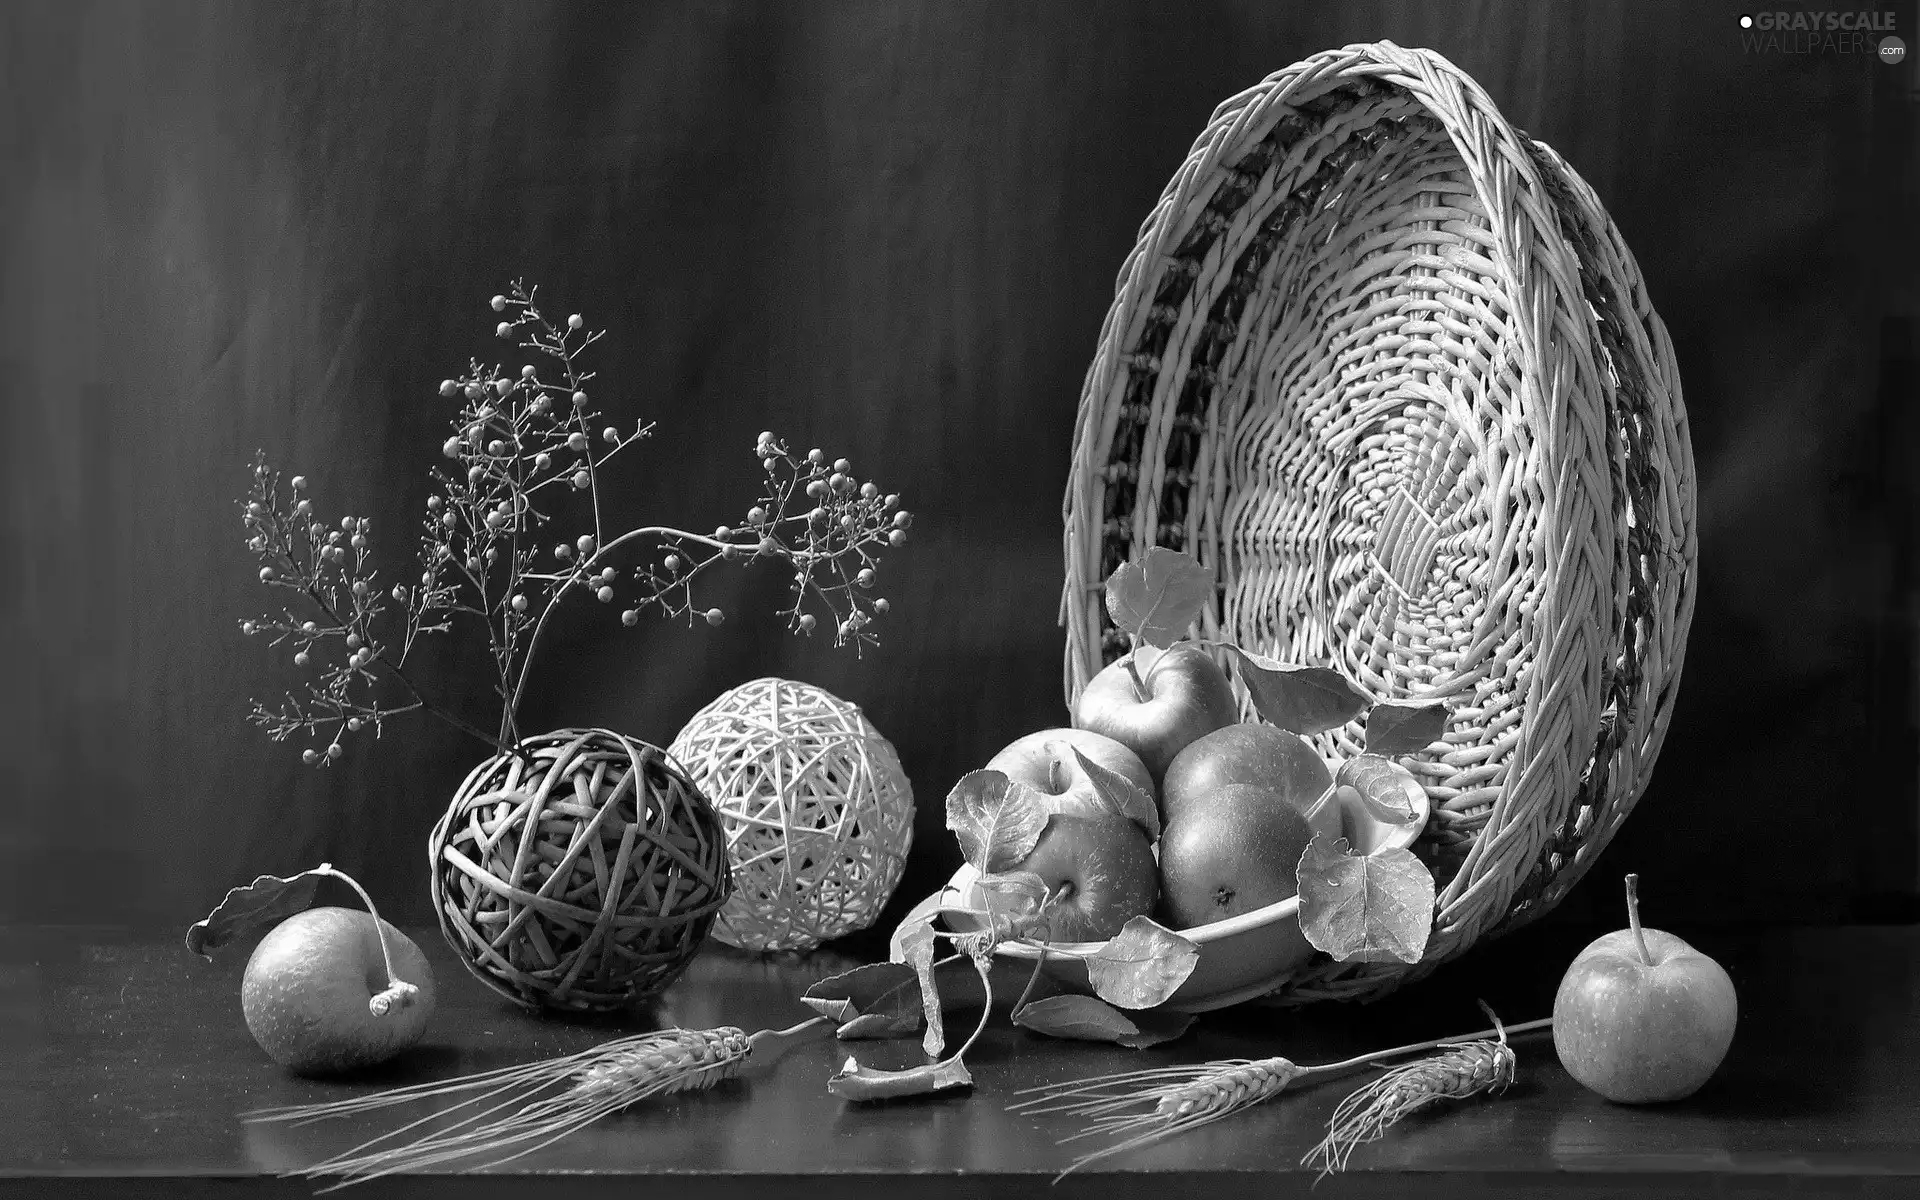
888,889,947,963
1296,835,1436,965
973,870,1049,913
1335,755,1429,855
801,961,922,1026
1012,995,1196,1048
1364,700,1449,756
944,770,1049,874
898,920,945,1059
1225,647,1369,736
184,864,332,960
816,956,1015,1040
1104,547,1214,649
970,870,1051,940
827,1053,974,1102
1083,916,1200,1009
1013,994,1137,1042
1070,748,1161,842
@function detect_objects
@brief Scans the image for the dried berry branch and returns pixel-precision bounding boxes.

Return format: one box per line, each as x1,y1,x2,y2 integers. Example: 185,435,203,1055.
238,279,913,764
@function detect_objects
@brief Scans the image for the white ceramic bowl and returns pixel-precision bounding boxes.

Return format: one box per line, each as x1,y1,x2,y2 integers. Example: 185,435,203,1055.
911,756,1430,1013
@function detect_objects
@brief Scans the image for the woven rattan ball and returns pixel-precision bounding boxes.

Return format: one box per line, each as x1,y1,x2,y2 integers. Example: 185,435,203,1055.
1063,42,1695,1005
428,728,731,1013
668,678,915,952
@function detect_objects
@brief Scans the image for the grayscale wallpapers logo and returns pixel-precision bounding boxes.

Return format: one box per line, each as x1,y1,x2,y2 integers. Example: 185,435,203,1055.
1736,11,1904,59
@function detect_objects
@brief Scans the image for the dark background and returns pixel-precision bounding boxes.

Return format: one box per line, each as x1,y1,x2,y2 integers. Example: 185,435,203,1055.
0,0,1913,938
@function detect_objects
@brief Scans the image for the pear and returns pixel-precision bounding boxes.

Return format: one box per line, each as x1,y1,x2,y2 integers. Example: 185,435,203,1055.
1157,783,1316,929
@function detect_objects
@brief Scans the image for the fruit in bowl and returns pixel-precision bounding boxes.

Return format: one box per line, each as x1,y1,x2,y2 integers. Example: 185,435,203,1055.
930,748,1434,1010
985,728,1156,821
1161,722,1332,826
1001,811,1159,941
1157,782,1319,929
1073,643,1239,786
947,734,1161,942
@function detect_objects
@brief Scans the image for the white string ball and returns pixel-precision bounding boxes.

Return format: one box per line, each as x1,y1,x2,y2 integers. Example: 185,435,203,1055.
667,677,915,952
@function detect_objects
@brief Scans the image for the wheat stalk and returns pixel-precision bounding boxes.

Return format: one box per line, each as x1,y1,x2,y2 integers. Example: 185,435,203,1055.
243,1022,820,1191
1011,1004,1548,1179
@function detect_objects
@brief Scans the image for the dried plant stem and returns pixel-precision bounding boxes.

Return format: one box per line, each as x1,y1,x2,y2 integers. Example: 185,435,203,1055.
239,281,914,769
295,581,510,756
506,524,747,720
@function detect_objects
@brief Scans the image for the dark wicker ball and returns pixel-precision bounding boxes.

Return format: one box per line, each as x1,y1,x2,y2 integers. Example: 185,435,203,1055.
428,727,731,1013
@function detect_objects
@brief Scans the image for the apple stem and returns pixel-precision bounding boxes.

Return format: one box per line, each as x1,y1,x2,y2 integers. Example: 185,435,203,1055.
316,864,418,1016
1625,872,1653,967
1123,644,1151,705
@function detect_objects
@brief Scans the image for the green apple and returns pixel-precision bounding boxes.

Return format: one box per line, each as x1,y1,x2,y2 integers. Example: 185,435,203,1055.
1161,722,1330,827
1157,783,1316,929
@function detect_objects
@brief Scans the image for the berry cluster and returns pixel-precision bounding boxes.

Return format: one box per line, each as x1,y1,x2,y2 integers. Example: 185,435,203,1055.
238,280,913,765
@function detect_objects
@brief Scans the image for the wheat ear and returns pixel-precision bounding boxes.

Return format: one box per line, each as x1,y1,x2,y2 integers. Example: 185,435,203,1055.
243,1021,824,1191
1304,1001,1519,1176
1012,1006,1548,1179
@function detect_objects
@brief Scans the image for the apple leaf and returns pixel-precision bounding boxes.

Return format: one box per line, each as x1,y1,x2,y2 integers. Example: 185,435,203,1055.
897,919,945,1059
1012,995,1195,1048
828,1053,974,1103
1083,916,1200,1009
1070,748,1161,842
1105,547,1215,649
1225,647,1369,736
973,870,1051,926
1296,835,1436,964
802,961,923,1029
975,870,1049,908
945,770,1049,874
184,864,333,960
1335,755,1429,856
1364,700,1449,756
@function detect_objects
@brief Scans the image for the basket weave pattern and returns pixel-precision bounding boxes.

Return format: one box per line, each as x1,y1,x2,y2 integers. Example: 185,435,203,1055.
429,728,731,1013
1061,42,1696,1004
669,678,915,953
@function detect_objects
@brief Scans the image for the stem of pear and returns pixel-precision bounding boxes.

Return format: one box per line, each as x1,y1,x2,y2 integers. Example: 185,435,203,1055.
1625,873,1653,966
317,864,417,1016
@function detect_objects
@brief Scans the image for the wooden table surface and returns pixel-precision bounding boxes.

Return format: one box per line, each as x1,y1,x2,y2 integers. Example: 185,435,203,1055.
3,917,1917,1198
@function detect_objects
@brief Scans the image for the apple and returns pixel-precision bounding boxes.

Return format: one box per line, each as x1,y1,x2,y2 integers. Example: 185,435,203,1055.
1156,783,1317,929
985,728,1156,821
1161,722,1331,827
242,907,436,1077
1073,643,1240,786
1552,874,1737,1104
1015,812,1160,941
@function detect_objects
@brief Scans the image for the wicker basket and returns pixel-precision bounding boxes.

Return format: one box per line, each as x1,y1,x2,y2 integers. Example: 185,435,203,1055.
1061,41,1696,1005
